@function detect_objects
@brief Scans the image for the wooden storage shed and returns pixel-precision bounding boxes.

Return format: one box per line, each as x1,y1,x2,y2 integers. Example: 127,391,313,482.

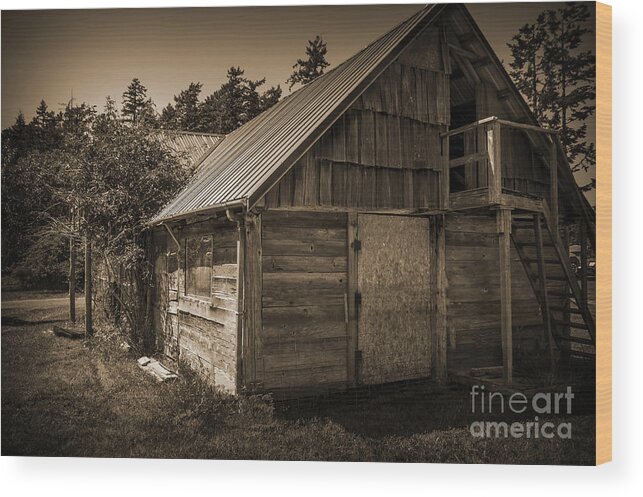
149,3,596,396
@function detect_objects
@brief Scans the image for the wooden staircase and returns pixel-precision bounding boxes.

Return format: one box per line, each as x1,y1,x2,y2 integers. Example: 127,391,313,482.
510,207,595,362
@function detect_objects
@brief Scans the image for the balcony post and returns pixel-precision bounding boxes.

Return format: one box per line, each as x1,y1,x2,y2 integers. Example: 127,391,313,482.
487,119,502,204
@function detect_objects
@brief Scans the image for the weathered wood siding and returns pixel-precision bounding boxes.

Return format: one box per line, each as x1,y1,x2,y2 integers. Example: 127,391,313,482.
260,210,349,391
445,212,556,373
263,26,449,211
152,218,240,392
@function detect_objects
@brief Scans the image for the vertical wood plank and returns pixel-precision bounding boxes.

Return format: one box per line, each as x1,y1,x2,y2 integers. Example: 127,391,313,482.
303,152,319,206
243,213,262,389
319,160,333,205
346,212,358,386
433,214,448,384
235,218,245,393
497,207,513,385
441,135,450,210
534,213,555,377
360,110,375,166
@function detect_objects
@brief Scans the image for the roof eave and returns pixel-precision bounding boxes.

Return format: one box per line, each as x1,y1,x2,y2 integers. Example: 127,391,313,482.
149,197,247,227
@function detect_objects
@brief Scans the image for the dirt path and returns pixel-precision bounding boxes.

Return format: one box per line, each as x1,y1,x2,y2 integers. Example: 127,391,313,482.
1,296,85,311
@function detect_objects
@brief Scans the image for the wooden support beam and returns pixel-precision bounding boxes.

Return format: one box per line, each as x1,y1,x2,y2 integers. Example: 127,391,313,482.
448,43,478,60
441,135,450,210
347,212,358,386
471,57,492,69
234,215,246,393
487,120,502,204
580,222,589,308
534,214,555,378
497,88,512,101
432,215,448,385
497,208,513,385
440,25,452,74
451,51,480,86
549,138,559,232
243,213,262,390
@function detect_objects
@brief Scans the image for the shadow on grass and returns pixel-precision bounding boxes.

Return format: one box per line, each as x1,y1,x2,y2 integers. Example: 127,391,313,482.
274,378,597,439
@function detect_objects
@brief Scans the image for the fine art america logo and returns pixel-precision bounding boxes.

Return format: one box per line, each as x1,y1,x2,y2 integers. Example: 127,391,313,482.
469,385,574,439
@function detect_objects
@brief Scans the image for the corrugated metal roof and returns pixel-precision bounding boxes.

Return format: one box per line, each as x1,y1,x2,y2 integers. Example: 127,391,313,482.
154,3,441,222
151,130,225,168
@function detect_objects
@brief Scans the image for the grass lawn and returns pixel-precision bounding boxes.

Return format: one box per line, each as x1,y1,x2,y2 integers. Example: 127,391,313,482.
1,292,595,464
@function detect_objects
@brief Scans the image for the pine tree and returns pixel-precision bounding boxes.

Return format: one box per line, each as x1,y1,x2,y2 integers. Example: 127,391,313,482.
94,96,120,135
287,35,329,90
218,67,250,133
260,85,282,113
542,3,596,177
171,82,203,131
193,68,282,134
121,78,156,125
508,3,595,189
508,18,547,122
160,103,177,128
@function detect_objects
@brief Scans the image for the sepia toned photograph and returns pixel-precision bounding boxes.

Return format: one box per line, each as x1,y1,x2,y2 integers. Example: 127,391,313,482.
1,2,609,465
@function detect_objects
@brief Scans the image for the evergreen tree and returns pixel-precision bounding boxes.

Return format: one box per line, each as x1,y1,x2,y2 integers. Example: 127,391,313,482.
30,100,61,150
508,3,596,188
260,85,283,111
163,82,203,131
94,96,119,135
287,35,329,90
121,78,156,125
217,67,251,133
199,68,282,134
198,91,223,133
160,103,177,128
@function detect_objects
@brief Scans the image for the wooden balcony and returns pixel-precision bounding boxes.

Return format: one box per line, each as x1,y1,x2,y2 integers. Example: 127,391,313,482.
440,116,560,226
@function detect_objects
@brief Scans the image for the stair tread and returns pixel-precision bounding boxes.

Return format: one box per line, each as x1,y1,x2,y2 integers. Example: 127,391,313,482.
556,335,595,345
553,319,589,330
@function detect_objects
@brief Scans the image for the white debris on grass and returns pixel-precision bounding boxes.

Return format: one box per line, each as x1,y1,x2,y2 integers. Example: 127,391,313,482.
137,356,178,382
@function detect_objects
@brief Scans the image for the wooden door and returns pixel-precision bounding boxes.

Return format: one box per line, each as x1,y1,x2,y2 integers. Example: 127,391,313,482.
357,214,432,384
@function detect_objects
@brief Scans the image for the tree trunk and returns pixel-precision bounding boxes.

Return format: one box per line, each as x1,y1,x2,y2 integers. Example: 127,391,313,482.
85,235,93,337
69,236,76,323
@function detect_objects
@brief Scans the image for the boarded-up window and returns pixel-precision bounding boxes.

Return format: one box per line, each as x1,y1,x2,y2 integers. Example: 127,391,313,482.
185,235,212,298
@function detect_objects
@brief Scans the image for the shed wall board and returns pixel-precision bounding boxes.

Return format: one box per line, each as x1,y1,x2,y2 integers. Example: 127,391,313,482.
260,210,349,391
445,212,547,374
152,218,239,392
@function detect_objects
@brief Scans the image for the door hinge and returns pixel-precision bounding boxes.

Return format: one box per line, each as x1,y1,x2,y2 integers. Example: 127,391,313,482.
354,292,362,307
352,239,362,252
